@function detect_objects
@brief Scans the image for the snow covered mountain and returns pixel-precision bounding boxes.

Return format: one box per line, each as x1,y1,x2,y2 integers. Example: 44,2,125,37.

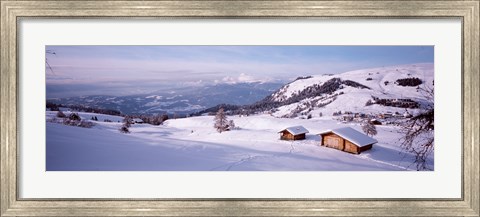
212,63,433,118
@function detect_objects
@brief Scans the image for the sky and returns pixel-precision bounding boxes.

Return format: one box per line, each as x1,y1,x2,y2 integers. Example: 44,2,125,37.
46,46,434,98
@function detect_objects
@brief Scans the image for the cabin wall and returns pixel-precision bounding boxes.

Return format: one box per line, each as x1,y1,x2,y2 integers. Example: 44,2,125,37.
294,134,306,140
359,144,373,153
322,133,345,150
281,132,306,140
281,132,294,140
344,140,360,154
321,133,373,154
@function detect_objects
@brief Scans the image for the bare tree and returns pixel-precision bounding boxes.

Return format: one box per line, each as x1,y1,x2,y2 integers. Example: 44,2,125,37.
119,116,132,133
214,108,228,133
123,115,132,128
399,82,434,170
362,121,377,137
46,50,56,75
228,120,236,130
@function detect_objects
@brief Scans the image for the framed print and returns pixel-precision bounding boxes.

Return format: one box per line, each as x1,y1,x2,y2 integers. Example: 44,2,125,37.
1,0,479,216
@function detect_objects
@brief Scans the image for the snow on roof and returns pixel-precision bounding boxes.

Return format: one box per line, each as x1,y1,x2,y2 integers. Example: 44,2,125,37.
278,126,309,136
318,127,377,147
132,118,143,122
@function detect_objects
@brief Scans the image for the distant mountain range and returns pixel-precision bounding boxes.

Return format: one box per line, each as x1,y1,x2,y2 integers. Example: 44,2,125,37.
47,82,283,115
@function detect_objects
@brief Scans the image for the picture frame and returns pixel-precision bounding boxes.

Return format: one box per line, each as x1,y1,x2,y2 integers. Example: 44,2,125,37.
1,0,478,216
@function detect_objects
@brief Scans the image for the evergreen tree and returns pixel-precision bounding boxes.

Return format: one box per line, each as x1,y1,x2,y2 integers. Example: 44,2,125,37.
214,108,228,133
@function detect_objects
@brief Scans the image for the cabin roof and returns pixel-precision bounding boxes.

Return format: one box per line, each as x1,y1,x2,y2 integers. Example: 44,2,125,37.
318,127,377,147
278,126,309,136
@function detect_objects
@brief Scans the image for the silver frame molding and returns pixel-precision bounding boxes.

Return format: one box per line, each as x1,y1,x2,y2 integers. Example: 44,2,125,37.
1,1,479,216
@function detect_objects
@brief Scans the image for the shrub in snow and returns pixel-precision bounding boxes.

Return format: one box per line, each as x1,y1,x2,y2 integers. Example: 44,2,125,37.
56,110,66,118
104,119,112,122
62,119,95,128
68,113,81,121
77,120,95,128
319,112,323,117
366,77,373,81
62,119,75,126
119,125,130,134
362,122,377,137
227,120,238,130
307,114,312,119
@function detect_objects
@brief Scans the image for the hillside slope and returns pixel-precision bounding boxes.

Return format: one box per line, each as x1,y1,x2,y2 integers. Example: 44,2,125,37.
46,111,429,171
267,63,433,118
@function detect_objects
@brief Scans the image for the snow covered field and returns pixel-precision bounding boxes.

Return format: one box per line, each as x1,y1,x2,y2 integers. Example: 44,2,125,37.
46,111,433,171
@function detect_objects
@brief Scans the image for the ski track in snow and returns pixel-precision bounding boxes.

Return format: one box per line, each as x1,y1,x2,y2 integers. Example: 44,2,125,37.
212,140,300,171
354,153,411,171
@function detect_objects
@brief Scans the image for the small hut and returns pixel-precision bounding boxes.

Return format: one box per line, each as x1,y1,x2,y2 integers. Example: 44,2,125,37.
132,118,144,124
369,119,382,125
278,126,309,141
318,127,377,154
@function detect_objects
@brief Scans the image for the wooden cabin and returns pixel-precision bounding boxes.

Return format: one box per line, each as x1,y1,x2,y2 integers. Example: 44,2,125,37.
369,119,382,125
278,126,309,141
318,127,377,154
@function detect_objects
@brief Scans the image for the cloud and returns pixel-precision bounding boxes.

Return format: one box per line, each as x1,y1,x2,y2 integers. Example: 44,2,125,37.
219,73,271,84
237,73,256,82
